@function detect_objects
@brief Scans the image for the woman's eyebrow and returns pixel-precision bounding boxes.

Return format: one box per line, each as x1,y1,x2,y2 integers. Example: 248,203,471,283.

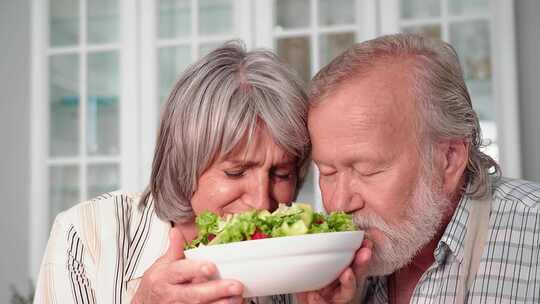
222,159,259,167
222,159,296,168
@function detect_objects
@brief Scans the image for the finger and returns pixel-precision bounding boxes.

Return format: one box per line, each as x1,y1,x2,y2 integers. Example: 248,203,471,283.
362,238,374,250
296,292,308,304
191,275,210,284
319,279,340,299
210,296,243,304
352,239,373,278
331,268,356,304
307,292,328,304
165,226,186,261
167,259,218,283
172,280,244,303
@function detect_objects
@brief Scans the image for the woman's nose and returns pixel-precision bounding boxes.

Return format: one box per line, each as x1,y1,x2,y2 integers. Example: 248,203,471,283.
244,173,272,210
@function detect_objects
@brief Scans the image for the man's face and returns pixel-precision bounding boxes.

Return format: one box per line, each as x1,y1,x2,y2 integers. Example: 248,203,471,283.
308,68,448,275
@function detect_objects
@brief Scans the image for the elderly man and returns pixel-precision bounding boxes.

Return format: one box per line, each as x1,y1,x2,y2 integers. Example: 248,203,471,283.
301,34,540,303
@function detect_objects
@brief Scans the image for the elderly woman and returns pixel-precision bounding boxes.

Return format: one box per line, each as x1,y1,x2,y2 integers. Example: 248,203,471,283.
34,42,310,304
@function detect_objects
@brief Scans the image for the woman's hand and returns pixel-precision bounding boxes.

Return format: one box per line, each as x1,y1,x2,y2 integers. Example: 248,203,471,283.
296,239,373,304
132,226,244,304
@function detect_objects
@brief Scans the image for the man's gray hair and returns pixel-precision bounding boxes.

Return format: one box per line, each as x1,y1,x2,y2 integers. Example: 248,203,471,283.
309,33,499,199
142,41,310,223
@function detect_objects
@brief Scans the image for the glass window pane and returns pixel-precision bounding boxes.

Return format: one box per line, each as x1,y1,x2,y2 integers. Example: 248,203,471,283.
402,24,442,40
49,165,79,225
275,0,310,30
199,0,233,35
296,163,316,204
49,0,79,46
50,54,79,157
87,0,118,44
400,0,441,19
450,20,494,121
318,0,355,26
158,0,191,38
87,163,120,198
480,121,498,161
319,32,355,67
199,42,221,58
87,51,120,156
449,0,489,16
158,46,192,106
276,37,311,84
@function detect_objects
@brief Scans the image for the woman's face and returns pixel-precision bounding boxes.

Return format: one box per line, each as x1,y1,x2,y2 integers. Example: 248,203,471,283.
190,127,298,217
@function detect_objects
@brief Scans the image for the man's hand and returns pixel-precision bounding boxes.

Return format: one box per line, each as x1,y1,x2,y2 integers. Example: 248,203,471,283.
132,226,244,304
296,239,373,304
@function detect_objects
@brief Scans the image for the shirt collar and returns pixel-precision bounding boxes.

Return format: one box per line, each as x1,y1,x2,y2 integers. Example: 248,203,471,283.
435,190,473,264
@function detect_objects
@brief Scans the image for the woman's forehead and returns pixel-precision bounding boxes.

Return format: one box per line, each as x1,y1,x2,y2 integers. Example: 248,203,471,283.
220,127,295,164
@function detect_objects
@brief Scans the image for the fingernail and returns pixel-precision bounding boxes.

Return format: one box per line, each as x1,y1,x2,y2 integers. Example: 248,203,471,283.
201,265,214,276
309,292,321,302
229,283,243,295
201,265,211,276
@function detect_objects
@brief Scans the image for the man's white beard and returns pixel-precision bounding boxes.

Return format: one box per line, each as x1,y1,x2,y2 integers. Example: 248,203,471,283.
353,170,449,276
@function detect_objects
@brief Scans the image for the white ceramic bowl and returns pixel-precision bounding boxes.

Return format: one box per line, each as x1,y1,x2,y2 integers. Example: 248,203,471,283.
184,230,364,297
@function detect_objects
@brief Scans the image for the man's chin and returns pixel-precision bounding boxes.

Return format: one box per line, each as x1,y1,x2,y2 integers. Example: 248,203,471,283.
365,241,419,277
365,255,409,277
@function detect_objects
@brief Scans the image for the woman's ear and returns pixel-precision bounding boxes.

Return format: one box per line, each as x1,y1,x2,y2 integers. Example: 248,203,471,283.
438,139,469,195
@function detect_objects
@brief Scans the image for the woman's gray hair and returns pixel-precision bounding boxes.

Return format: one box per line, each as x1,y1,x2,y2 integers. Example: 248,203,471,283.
141,41,310,223
309,33,500,199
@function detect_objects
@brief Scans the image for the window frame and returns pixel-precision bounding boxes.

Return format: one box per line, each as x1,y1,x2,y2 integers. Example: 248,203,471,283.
30,0,140,278
139,0,254,186
379,0,521,178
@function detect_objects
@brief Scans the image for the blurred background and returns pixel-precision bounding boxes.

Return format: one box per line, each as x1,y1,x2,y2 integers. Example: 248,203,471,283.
1,0,539,302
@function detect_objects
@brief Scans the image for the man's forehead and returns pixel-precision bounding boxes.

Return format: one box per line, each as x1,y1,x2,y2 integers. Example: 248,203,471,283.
310,74,415,125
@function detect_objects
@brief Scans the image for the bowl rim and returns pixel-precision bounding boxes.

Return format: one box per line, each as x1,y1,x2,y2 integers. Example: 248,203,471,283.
184,230,364,261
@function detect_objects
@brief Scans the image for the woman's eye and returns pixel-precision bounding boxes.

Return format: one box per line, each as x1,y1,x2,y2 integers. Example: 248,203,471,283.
272,170,292,180
224,169,246,178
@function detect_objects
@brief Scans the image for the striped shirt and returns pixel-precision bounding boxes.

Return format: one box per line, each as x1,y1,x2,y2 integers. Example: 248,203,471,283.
34,192,294,304
362,177,540,303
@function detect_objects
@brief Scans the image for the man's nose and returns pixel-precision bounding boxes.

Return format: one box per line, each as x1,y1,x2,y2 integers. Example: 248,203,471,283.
329,172,363,213
245,173,272,210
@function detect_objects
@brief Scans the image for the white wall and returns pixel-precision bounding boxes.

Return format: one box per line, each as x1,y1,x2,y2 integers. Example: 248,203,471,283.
516,0,540,183
0,0,31,302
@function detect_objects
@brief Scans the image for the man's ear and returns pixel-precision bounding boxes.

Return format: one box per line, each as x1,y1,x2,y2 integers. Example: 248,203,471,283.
438,139,469,195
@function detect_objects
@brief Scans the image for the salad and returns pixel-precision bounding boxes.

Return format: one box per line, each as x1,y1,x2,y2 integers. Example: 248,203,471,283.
186,203,357,249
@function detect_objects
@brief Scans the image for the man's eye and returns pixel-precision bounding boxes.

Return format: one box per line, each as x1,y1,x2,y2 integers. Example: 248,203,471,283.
360,170,383,177
224,169,246,178
319,170,337,177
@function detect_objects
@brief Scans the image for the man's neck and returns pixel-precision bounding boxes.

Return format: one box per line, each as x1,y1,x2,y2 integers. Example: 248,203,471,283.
407,182,465,271
388,185,464,304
